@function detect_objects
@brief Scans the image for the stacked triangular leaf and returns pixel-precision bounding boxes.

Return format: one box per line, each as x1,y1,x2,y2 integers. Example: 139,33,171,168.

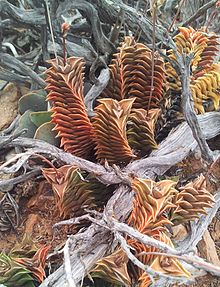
101,36,166,110
45,57,94,159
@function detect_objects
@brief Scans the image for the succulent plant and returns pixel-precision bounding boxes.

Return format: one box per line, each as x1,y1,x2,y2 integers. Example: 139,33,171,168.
16,89,58,144
0,253,34,287
91,248,130,286
165,27,219,113
42,165,114,218
45,57,95,159
127,108,160,156
9,234,38,258
171,174,215,224
93,98,136,165
18,90,47,115
101,36,165,110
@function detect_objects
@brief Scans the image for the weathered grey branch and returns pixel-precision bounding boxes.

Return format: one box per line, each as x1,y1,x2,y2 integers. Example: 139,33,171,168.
177,53,214,163
1,112,220,186
0,68,29,84
91,0,176,48
58,0,114,54
0,0,45,26
84,68,110,117
0,138,122,185
0,53,46,87
181,0,218,27
0,169,41,191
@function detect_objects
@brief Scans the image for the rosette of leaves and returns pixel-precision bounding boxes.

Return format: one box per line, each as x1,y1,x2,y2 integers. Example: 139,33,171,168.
101,36,166,110
171,174,215,224
127,108,160,156
93,98,136,165
45,57,95,159
13,245,50,283
91,248,131,286
191,63,220,113
16,89,58,145
0,253,34,287
129,178,177,229
42,165,114,218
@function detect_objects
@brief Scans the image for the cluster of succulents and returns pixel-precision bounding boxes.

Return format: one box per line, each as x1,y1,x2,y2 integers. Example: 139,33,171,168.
40,32,218,286
3,28,219,286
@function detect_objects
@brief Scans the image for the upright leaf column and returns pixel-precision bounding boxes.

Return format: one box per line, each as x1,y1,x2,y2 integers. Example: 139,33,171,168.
45,57,94,159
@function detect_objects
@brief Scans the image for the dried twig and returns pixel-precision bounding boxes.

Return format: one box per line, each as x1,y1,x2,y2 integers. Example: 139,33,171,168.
116,232,191,285
84,68,110,117
58,0,114,54
176,53,214,163
63,237,77,287
181,0,218,27
0,52,46,87
141,251,220,277
0,169,41,191
0,0,45,25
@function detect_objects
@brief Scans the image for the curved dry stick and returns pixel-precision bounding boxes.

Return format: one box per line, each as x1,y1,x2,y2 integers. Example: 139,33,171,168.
0,52,46,87
181,0,218,27
0,0,45,25
58,0,114,54
176,53,214,163
84,68,110,117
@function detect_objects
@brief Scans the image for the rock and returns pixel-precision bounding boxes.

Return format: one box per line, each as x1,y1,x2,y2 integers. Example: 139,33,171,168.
198,230,220,266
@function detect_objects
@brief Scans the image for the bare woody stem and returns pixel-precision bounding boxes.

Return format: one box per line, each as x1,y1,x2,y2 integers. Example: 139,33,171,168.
176,53,214,163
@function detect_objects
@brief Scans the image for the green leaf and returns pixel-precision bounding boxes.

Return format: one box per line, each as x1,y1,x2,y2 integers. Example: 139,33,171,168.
30,111,52,127
34,122,60,146
15,110,37,138
0,254,35,287
19,90,47,114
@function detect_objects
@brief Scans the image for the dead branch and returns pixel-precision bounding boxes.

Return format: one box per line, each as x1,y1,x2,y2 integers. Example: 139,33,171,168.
91,0,176,47
0,52,46,88
84,68,110,117
58,0,114,55
181,0,218,27
63,237,77,287
0,68,30,84
0,0,45,26
1,111,220,186
175,53,214,163
0,129,26,149
0,169,41,192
